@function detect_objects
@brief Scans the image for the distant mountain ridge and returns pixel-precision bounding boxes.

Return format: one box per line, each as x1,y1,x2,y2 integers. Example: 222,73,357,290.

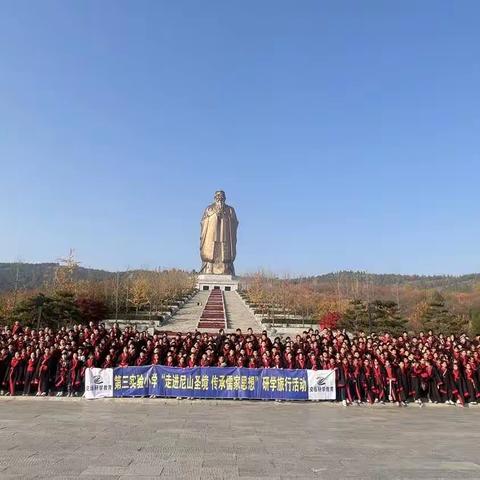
297,271,480,292
0,262,113,292
0,262,479,294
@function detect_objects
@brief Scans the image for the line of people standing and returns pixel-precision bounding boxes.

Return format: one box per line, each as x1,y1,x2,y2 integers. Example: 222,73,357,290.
2,320,480,406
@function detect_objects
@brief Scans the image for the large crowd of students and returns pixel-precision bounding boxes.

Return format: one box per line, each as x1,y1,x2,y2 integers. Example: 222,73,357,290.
1,320,480,406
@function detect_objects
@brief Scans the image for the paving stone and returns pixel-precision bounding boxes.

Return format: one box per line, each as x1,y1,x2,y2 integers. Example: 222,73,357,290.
119,477,161,480
1,398,480,479
122,463,165,475
80,465,127,475
37,477,120,480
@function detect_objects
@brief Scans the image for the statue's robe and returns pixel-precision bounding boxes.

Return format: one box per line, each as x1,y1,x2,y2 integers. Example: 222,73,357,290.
200,203,238,275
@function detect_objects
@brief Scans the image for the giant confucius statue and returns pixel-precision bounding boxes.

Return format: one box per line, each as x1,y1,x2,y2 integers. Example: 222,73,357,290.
199,190,238,276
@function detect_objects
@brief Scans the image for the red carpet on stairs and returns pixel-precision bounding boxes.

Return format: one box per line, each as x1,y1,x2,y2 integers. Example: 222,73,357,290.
197,289,226,330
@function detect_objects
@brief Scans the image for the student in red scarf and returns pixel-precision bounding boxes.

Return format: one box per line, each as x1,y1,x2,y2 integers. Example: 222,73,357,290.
166,352,175,367
295,352,307,370
396,360,409,406
336,358,352,406
361,359,375,404
118,346,130,367
54,352,69,397
23,351,38,396
384,359,400,406
102,354,114,369
451,362,466,406
348,358,363,404
261,352,271,369
8,351,23,396
464,363,479,405
68,352,83,397
136,351,148,366
273,353,283,369
410,361,424,405
372,358,386,404
36,348,52,396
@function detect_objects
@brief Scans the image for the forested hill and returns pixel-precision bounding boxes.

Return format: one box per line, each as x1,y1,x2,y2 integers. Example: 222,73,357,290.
0,262,479,294
0,263,113,292
296,271,480,293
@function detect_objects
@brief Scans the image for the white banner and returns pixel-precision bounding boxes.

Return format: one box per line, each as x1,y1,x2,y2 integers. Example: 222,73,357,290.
307,369,336,400
85,368,113,399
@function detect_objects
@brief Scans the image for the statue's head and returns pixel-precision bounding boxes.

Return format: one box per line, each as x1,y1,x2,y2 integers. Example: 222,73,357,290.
214,190,226,206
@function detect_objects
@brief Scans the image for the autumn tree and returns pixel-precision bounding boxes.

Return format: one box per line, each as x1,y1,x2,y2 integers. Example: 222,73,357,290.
129,274,151,314
320,311,341,330
54,249,79,294
243,272,266,306
0,294,9,324
410,300,429,331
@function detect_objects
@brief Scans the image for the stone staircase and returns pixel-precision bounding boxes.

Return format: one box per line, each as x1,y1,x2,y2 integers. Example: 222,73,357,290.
197,289,226,330
224,291,262,332
156,290,210,332
154,290,262,333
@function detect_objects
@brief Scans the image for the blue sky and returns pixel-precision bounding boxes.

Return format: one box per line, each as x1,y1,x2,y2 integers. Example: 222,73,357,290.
1,1,479,275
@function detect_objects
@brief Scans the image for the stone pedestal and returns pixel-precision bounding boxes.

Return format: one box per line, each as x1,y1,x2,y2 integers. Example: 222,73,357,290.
196,274,239,292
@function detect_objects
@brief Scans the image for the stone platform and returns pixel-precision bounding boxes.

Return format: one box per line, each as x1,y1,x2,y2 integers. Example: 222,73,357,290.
196,274,239,292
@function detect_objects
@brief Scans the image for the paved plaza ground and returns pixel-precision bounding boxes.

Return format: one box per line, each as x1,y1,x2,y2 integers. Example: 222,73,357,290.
0,398,479,479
